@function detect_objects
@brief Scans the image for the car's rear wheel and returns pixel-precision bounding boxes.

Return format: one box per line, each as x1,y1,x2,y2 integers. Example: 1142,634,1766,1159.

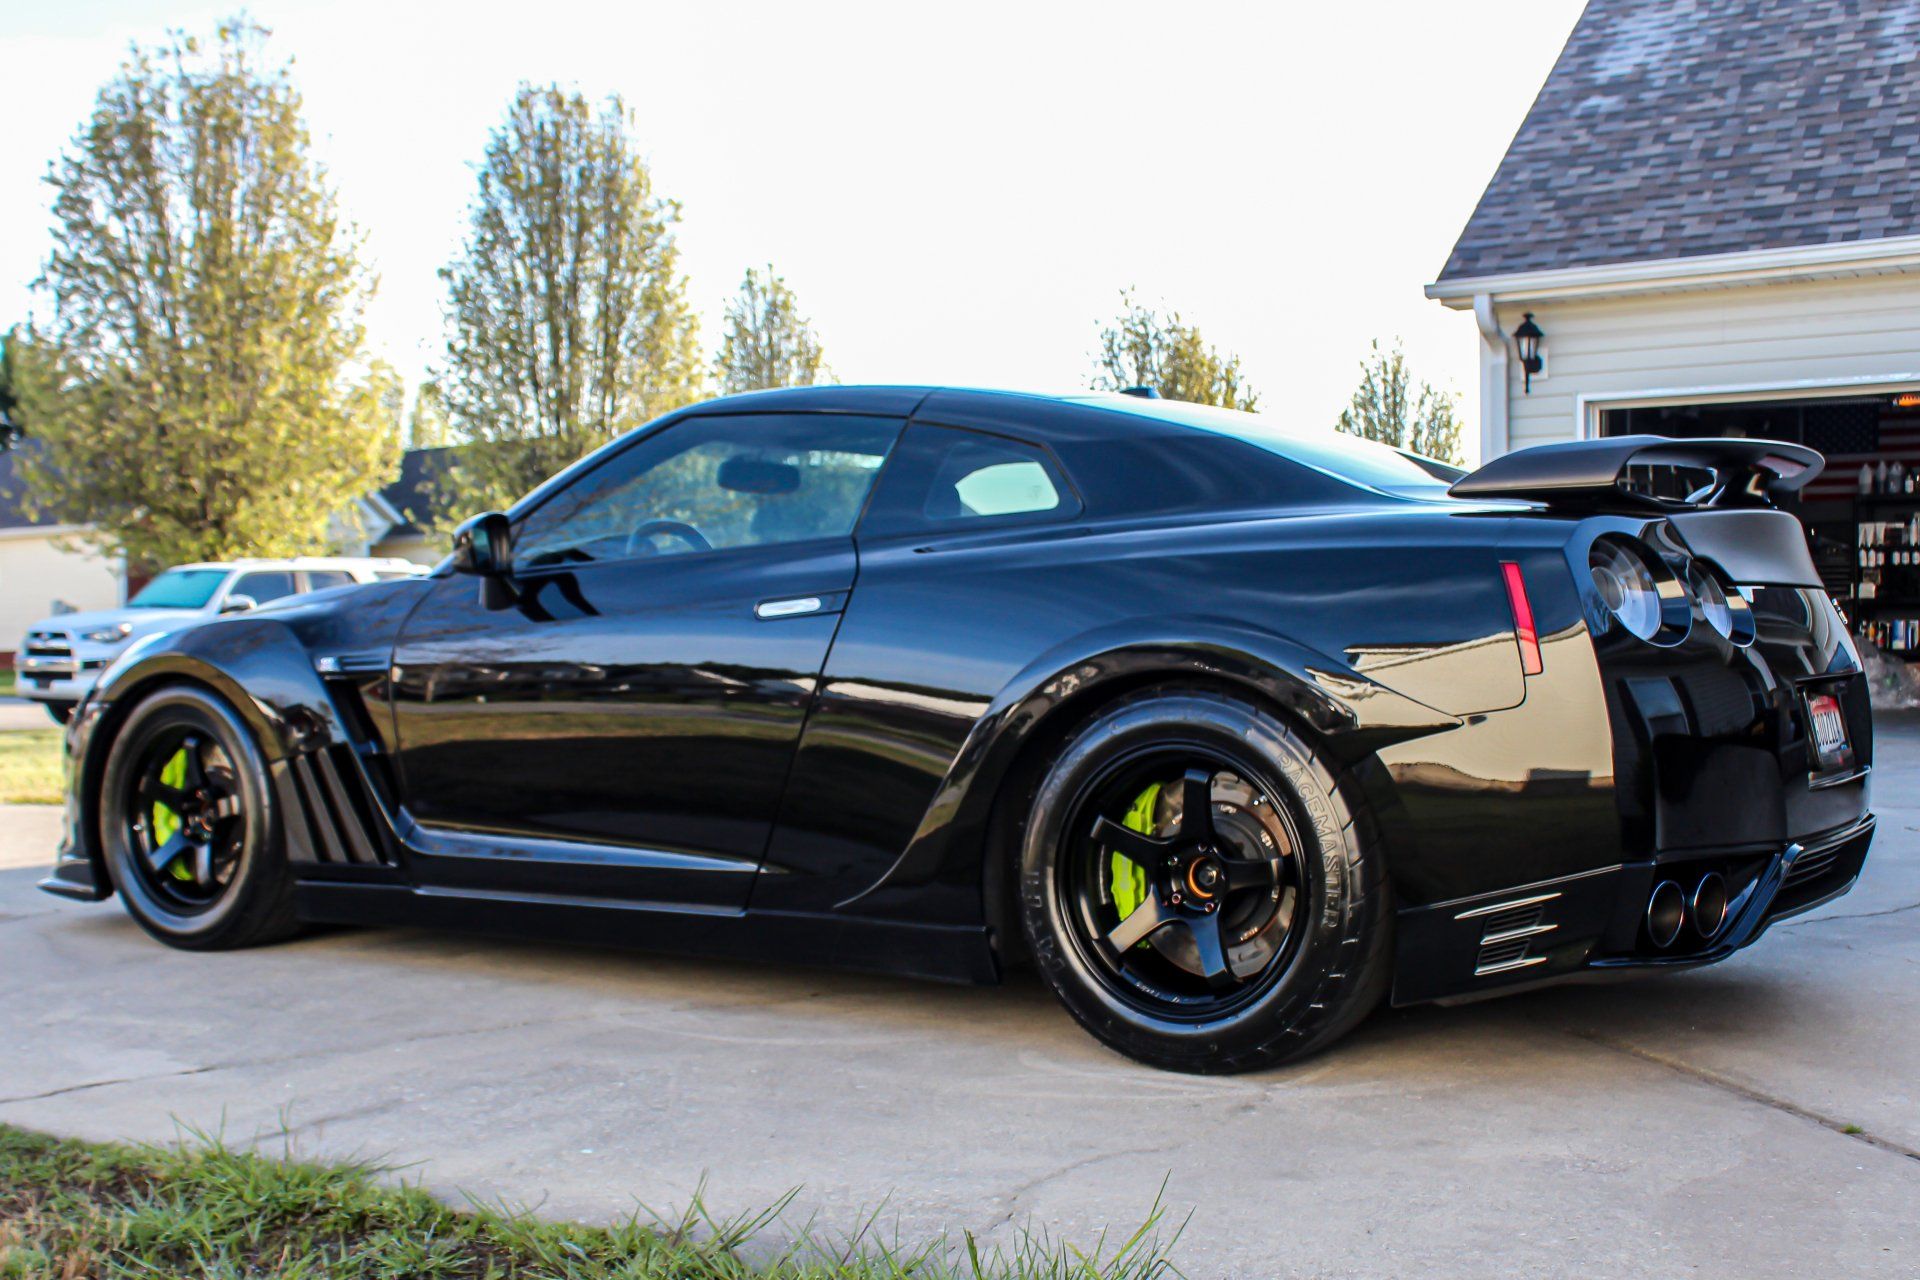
98,684,300,950
1017,688,1391,1073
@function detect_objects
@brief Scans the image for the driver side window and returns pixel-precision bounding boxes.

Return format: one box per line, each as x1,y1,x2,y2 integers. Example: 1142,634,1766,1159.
514,414,902,570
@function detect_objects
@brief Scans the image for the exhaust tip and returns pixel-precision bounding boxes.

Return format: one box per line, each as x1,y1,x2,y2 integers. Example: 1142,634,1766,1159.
1647,880,1686,949
1692,872,1729,941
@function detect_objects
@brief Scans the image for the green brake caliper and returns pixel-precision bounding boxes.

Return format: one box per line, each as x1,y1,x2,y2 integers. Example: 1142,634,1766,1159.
1110,782,1160,947
151,749,194,882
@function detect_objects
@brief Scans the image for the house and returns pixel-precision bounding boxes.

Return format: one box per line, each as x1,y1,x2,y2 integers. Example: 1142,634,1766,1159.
0,450,122,664
1427,0,1920,658
0,446,452,667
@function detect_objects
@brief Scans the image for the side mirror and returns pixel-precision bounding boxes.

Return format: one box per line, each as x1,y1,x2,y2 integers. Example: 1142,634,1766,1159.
451,511,512,577
219,594,258,615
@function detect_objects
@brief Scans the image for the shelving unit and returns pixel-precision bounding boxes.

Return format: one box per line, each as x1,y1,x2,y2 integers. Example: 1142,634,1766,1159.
1842,492,1920,656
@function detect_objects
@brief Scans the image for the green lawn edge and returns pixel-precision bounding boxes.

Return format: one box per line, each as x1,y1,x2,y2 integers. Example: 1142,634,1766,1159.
0,1124,1184,1279
0,729,64,805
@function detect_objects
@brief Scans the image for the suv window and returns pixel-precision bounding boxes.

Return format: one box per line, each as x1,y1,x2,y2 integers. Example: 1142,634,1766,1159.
303,570,355,591
860,425,1079,538
127,568,228,609
229,571,297,604
515,414,902,569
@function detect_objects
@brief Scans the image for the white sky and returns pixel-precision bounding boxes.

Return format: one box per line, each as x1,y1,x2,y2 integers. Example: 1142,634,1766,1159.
0,0,1588,464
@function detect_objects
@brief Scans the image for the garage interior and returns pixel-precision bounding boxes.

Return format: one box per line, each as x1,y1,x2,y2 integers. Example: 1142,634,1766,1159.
1600,390,1920,670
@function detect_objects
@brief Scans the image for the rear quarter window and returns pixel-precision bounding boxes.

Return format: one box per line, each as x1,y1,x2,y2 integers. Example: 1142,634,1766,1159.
862,424,1080,538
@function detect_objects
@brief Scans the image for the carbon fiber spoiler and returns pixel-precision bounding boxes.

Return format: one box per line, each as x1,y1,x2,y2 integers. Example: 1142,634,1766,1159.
1448,434,1824,511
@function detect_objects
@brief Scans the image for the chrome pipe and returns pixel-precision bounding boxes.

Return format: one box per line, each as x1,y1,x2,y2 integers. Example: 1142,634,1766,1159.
1646,880,1686,949
1692,872,1729,941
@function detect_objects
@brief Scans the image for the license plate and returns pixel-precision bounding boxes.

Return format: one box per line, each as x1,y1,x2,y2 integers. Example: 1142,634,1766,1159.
1806,692,1853,772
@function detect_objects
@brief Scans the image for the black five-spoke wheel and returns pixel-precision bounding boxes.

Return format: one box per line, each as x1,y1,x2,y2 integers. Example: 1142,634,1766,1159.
1076,762,1301,1009
99,684,300,950
1018,688,1392,1073
124,729,246,911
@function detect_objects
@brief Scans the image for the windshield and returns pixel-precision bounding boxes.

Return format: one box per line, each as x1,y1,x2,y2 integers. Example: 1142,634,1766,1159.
128,569,229,609
1094,398,1464,499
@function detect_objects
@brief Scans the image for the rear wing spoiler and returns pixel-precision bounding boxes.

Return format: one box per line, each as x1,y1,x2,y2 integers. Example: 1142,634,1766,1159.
1448,434,1823,511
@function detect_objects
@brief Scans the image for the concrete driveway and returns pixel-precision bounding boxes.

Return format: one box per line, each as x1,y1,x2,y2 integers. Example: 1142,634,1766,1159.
3,720,1917,1279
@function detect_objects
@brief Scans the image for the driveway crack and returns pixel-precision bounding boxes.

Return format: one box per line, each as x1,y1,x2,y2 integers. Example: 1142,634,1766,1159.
0,1009,610,1108
1559,1027,1920,1165
1777,898,1920,928
992,1143,1182,1228
0,1064,219,1105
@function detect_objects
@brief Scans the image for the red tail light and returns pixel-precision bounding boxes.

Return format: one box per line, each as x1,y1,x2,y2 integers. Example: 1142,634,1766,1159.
1501,561,1544,676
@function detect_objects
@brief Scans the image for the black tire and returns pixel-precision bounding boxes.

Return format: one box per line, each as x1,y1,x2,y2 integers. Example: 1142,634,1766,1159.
98,684,301,950
43,700,76,725
1017,687,1392,1073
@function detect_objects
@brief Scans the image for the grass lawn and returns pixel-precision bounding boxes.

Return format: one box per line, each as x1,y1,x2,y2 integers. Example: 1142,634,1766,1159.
0,670,14,697
0,730,63,805
0,1125,1179,1279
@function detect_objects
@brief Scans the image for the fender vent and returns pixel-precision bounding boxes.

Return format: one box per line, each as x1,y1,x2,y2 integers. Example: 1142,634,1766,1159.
1457,891,1560,977
274,745,395,866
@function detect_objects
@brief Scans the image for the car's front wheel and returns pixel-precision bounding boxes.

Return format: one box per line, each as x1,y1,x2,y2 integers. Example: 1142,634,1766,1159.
98,684,300,950
42,700,76,725
1017,687,1391,1073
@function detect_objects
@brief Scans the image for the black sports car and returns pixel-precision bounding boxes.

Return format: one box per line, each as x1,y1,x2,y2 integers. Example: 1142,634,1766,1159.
42,387,1874,1073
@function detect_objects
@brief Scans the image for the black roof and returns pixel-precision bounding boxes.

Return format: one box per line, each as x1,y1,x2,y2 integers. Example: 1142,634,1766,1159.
377,445,459,537
1438,0,1920,281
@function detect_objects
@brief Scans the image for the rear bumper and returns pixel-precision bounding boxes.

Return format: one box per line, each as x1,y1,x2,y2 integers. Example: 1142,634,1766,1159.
1392,813,1875,1005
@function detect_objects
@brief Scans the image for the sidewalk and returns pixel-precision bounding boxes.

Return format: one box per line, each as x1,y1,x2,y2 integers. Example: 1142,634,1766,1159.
0,698,52,733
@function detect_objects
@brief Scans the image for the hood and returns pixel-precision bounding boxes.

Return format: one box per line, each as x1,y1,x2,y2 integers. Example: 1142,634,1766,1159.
30,607,207,640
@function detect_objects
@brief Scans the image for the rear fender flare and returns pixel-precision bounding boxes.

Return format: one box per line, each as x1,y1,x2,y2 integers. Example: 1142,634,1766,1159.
837,616,1455,918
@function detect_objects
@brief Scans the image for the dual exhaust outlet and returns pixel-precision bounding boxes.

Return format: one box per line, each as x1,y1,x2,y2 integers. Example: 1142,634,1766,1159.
1645,873,1729,949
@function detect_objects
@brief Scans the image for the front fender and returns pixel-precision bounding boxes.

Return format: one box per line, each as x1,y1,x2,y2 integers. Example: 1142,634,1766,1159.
839,615,1458,914
55,616,357,896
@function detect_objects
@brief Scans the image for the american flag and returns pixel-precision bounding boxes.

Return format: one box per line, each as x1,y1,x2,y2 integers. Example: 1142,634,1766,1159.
1801,401,1920,501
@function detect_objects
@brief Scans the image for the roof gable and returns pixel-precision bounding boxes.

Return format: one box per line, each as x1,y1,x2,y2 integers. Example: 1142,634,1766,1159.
1438,0,1920,282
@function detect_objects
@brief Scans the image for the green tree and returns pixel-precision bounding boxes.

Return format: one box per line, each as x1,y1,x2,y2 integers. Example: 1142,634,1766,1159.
1092,290,1259,410
1335,339,1464,464
407,379,452,449
714,265,829,393
436,85,703,517
366,359,406,446
11,19,397,568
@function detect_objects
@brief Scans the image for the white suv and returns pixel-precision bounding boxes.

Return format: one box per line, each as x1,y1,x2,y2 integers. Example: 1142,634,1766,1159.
15,557,425,723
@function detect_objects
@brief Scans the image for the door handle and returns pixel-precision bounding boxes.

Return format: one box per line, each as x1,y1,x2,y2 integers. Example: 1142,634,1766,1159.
755,596,825,620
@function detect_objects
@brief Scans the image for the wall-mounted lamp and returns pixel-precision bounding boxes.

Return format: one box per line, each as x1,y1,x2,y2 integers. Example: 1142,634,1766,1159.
1512,313,1545,393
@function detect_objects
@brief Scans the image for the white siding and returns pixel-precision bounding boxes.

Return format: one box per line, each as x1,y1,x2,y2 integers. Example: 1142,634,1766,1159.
1491,270,1920,454
0,530,122,656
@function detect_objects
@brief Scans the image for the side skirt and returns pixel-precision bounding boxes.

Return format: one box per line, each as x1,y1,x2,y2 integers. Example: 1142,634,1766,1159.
292,880,1002,986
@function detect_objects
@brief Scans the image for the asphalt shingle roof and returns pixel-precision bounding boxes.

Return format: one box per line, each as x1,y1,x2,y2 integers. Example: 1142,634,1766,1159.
1437,0,1920,281
0,448,54,531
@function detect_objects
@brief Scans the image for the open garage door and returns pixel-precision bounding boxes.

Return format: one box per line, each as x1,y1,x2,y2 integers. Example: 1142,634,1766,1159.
1601,391,1920,670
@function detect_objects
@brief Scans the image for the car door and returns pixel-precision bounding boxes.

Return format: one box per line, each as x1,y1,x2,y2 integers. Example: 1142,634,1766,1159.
385,411,903,908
